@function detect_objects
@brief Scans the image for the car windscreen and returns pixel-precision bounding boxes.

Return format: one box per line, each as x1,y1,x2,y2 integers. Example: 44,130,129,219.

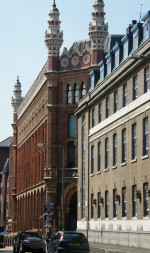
20,232,38,240
25,237,41,241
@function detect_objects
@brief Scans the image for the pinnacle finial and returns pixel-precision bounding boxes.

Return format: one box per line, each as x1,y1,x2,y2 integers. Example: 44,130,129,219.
53,0,56,8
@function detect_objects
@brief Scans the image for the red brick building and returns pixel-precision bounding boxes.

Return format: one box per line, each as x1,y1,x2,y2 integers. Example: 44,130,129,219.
0,137,12,230
10,0,109,233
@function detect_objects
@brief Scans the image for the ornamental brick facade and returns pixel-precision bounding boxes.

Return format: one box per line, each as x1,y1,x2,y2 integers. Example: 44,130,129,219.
9,0,111,234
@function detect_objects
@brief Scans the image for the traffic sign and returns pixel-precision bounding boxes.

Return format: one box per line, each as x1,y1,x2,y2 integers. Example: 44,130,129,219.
44,203,54,214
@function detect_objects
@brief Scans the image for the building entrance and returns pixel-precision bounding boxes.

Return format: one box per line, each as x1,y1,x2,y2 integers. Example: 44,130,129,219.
69,192,77,231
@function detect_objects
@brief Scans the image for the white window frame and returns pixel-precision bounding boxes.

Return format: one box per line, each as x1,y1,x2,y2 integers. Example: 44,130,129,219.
123,40,128,60
100,65,104,82
115,48,119,68
133,30,138,51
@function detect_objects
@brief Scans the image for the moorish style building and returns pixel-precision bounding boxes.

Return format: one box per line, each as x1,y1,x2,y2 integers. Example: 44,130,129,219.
9,0,114,234
76,10,150,250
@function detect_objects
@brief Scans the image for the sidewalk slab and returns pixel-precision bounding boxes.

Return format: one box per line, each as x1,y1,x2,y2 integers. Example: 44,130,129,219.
0,246,13,251
89,242,150,253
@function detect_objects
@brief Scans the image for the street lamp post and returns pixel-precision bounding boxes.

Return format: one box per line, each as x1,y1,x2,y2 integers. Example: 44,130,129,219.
51,145,64,231
61,147,64,231
38,143,65,230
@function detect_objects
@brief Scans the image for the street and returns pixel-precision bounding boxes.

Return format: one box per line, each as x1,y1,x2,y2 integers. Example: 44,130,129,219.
0,248,12,253
1,244,150,253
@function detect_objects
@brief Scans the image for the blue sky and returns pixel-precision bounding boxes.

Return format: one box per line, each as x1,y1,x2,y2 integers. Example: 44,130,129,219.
0,0,149,141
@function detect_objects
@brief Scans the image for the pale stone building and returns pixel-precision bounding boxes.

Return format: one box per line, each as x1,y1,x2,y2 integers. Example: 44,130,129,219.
76,10,150,250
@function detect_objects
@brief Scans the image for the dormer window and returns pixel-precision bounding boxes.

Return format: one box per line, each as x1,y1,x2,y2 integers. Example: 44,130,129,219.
107,57,111,75
142,11,150,42
133,29,138,51
115,48,119,68
131,23,143,52
90,69,100,90
100,64,104,82
106,53,114,76
91,74,95,90
112,40,123,67
123,39,128,60
143,20,149,41
99,60,106,83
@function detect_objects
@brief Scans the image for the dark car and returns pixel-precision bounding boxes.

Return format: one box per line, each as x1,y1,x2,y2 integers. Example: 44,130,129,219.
0,235,4,248
13,231,39,253
19,236,46,253
47,231,90,253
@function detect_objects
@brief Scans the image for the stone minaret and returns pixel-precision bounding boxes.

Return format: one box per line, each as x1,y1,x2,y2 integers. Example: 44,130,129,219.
11,76,23,120
89,0,108,65
11,76,23,233
45,0,63,71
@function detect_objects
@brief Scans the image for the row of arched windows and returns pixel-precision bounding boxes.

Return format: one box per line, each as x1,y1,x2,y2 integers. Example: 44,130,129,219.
66,82,86,104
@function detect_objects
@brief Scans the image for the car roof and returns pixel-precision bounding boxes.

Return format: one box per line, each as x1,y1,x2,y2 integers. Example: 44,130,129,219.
57,231,84,234
25,236,41,240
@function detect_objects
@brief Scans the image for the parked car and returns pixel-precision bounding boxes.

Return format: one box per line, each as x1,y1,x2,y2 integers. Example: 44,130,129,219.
47,231,90,253
19,236,46,253
13,231,39,253
0,235,4,248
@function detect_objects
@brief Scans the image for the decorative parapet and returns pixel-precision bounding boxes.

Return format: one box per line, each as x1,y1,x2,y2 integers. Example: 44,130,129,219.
18,61,48,119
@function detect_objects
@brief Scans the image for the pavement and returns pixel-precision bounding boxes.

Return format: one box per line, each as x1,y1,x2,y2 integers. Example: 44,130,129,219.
1,244,150,253
0,246,13,251
89,242,150,253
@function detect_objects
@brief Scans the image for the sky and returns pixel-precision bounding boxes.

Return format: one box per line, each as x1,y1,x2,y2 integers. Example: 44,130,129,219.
0,0,149,142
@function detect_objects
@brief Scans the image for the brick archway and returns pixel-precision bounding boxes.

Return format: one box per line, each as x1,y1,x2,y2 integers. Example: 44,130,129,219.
63,182,77,230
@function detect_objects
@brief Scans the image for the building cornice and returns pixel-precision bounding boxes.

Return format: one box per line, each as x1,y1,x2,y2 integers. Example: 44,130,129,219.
75,38,150,116
89,91,150,142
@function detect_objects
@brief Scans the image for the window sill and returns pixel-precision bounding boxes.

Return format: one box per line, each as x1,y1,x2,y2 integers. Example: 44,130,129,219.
131,158,137,163
132,216,137,220
142,154,149,160
90,173,94,177
122,217,127,220
121,162,126,167
112,165,117,169
97,171,101,175
143,216,149,220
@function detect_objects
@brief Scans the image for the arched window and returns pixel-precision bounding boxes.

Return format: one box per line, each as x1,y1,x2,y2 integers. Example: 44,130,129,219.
67,84,71,104
74,84,79,103
81,83,86,98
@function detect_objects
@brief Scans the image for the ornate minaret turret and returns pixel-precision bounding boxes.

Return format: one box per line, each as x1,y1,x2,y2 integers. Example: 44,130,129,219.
45,0,63,71
89,0,108,65
11,76,23,114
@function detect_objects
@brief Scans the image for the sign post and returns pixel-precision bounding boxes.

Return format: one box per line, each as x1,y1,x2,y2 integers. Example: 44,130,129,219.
44,203,54,223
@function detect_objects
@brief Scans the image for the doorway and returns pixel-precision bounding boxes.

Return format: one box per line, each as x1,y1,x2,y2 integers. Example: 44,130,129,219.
69,192,77,231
